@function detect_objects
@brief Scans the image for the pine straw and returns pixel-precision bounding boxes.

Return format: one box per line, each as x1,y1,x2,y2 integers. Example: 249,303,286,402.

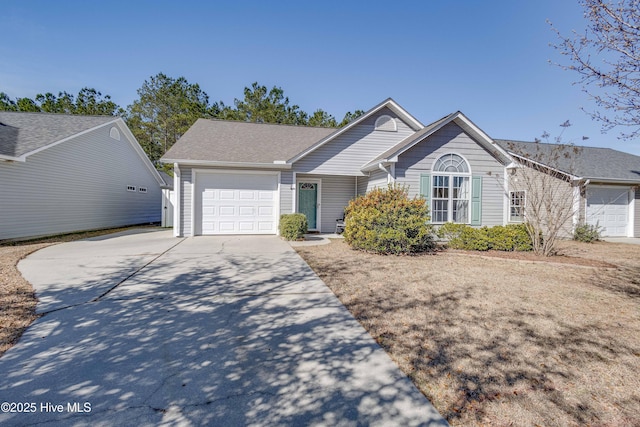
296,240,640,427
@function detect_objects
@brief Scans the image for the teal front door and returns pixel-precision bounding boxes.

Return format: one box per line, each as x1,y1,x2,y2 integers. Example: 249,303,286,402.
298,182,318,230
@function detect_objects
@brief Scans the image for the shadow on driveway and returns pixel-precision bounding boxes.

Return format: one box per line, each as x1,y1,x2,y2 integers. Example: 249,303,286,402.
0,231,447,426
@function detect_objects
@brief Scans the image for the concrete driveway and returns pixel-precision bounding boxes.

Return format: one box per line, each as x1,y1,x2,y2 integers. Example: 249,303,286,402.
0,229,447,426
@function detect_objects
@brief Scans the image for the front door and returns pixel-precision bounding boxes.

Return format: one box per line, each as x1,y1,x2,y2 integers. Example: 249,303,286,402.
298,182,318,230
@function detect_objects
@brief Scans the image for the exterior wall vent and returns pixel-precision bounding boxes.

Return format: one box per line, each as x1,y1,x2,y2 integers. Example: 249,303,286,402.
374,115,397,132
109,127,121,141
138,187,147,193
127,185,136,192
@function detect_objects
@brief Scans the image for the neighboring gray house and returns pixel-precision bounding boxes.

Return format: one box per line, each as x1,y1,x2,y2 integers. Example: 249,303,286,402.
496,140,640,237
0,112,166,240
161,98,640,238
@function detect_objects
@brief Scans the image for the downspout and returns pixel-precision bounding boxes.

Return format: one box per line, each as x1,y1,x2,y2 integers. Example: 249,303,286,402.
173,163,181,237
378,162,392,184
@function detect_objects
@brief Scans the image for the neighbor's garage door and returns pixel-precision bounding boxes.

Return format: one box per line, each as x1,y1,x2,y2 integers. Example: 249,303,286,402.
195,171,278,235
586,186,629,237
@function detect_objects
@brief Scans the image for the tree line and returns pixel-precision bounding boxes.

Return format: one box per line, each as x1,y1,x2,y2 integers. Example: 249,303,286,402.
0,74,365,165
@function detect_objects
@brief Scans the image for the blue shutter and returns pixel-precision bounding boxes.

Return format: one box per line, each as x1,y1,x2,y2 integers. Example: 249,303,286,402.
420,174,431,222
471,176,482,226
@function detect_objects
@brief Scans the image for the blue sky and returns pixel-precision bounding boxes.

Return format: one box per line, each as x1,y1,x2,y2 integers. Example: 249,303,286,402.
3,0,639,154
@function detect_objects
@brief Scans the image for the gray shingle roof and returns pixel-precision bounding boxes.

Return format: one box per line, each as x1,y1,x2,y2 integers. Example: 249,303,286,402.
496,139,640,182
161,119,337,164
0,111,117,158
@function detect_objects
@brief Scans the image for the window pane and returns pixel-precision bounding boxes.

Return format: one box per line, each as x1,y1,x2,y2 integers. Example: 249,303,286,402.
453,176,469,199
432,175,449,199
432,199,448,222
453,200,469,223
509,191,525,221
434,154,469,173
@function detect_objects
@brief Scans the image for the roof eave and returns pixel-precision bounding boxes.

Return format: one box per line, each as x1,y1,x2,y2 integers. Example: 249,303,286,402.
360,158,397,172
580,177,640,185
508,152,580,180
0,154,25,162
160,158,292,169
451,114,513,164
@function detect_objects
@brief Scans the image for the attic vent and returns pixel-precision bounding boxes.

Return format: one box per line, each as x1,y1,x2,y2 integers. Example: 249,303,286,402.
374,115,397,132
109,127,121,141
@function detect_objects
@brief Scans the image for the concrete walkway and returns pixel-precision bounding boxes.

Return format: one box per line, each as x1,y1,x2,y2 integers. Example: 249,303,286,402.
602,237,640,245
0,229,447,426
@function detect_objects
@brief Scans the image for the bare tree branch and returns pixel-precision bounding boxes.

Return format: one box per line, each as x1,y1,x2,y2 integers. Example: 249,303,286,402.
550,0,640,139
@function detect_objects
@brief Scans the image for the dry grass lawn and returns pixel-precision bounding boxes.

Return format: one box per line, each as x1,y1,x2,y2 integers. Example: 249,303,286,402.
0,226,156,357
296,240,640,427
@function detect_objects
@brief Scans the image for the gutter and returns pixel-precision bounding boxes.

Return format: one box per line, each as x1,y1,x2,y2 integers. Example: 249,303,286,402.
573,176,640,185
160,159,292,169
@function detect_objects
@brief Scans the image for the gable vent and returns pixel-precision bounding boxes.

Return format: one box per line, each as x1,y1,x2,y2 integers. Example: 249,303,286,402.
374,115,397,132
109,127,121,141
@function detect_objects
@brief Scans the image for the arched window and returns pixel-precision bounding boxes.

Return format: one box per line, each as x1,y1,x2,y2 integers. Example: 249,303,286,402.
374,115,397,132
432,153,471,223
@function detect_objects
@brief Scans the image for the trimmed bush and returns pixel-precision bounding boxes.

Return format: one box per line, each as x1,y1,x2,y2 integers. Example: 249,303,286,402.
279,213,307,240
343,184,435,255
437,222,532,251
574,223,602,243
487,224,533,251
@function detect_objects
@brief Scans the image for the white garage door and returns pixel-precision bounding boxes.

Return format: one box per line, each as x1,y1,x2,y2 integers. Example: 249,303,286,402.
195,172,278,235
586,186,629,237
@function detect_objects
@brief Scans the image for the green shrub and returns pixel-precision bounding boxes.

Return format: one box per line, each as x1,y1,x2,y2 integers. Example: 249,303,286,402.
574,223,601,243
279,213,308,240
343,184,435,255
437,222,532,251
487,224,533,251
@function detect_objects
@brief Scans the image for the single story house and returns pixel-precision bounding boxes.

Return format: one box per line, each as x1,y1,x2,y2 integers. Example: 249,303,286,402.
161,98,640,238
495,139,640,237
0,112,166,240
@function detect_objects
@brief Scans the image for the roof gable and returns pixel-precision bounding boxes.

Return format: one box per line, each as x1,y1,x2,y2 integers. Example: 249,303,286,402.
362,111,511,171
288,98,424,164
0,112,117,160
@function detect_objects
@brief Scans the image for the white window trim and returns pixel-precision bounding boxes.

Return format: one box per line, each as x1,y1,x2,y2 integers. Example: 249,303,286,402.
109,127,121,141
431,153,472,224
509,190,526,222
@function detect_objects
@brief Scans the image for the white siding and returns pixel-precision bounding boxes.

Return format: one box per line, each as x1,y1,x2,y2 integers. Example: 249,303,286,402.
180,167,193,236
0,124,161,240
395,122,505,226
356,175,368,196
293,107,415,176
297,174,356,233
280,170,294,215
366,169,388,192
